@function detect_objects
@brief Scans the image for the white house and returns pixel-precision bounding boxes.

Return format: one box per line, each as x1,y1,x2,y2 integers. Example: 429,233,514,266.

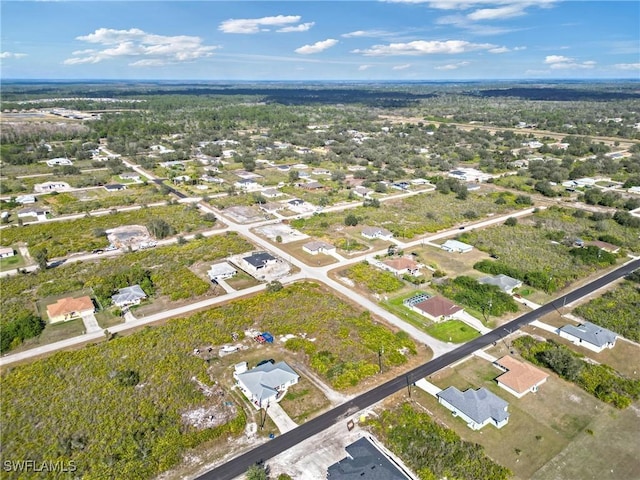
17,207,51,221
379,257,421,276
46,157,73,167
303,241,336,255
120,172,141,182
208,262,238,281
437,386,509,430
235,361,299,409
104,184,127,192
262,188,283,199
441,239,473,253
478,274,522,294
111,285,147,308
15,195,36,204
34,181,69,193
234,179,260,191
353,186,373,198
361,226,394,241
557,321,617,353
0,247,15,258
448,168,492,183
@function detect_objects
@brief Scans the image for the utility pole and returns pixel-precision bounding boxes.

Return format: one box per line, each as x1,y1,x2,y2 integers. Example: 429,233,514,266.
378,346,384,374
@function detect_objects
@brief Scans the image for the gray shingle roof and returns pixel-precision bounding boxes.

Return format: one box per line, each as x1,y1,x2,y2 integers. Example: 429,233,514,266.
478,274,522,292
437,386,509,425
236,361,299,404
243,252,276,268
559,321,617,347
111,285,146,306
327,437,410,480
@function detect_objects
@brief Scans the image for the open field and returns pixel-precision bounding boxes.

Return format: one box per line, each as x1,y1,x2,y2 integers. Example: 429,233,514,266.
425,355,623,480
1,282,418,480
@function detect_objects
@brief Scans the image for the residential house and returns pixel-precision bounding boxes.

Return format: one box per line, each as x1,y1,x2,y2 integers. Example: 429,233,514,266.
380,257,421,276
327,437,412,480
303,241,336,256
410,295,462,322
235,361,299,408
15,195,36,204
208,262,238,281
46,296,95,323
150,144,175,154
585,240,620,254
448,168,492,183
288,199,304,207
111,285,147,308
441,239,473,253
104,184,127,192
262,188,283,199
558,321,617,353
391,181,410,191
234,178,260,191
120,172,141,182
494,356,549,398
34,181,69,193
301,181,323,190
0,247,15,258
46,157,73,167
361,226,394,241
437,386,510,430
243,252,277,271
260,202,285,214
312,168,331,176
17,207,51,221
478,274,523,294
353,186,373,198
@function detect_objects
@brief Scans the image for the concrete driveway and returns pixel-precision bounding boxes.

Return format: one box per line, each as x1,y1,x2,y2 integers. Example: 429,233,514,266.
81,312,101,334
267,400,298,434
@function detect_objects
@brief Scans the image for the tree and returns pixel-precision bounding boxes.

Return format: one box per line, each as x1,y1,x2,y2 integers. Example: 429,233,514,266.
344,214,358,226
147,218,174,239
504,217,518,227
266,281,283,293
34,248,48,270
246,465,268,480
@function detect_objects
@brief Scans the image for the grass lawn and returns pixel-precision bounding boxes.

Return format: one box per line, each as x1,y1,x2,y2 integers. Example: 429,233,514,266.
275,239,338,267
426,320,480,343
278,376,330,424
15,318,87,353
95,310,124,329
424,355,617,479
0,253,25,271
225,271,261,290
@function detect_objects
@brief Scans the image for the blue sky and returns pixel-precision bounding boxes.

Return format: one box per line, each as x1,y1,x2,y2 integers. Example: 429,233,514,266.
1,1,638,80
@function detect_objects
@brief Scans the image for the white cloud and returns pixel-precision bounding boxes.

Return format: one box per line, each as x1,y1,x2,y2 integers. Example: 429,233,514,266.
435,61,470,70
277,22,315,33
392,63,412,70
342,30,394,38
614,63,640,70
0,51,27,59
488,46,509,53
544,55,596,69
352,40,497,56
358,65,372,71
295,39,338,55
218,15,304,34
64,28,217,66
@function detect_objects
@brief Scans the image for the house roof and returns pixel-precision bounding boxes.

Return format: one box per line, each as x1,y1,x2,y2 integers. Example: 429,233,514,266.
559,321,617,347
586,240,619,252
0,247,14,255
414,296,462,317
478,274,522,292
382,258,418,271
495,356,549,394
327,437,410,480
236,361,299,404
47,296,94,318
362,226,393,237
442,239,473,251
208,262,237,278
437,386,509,425
244,252,276,268
304,241,334,252
111,285,146,305
18,207,50,216
104,184,126,190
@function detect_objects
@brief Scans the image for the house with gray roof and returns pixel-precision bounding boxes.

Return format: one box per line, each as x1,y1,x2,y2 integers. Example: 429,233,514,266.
478,274,523,294
208,262,237,281
437,386,509,430
558,321,617,353
243,252,277,271
361,226,393,241
235,361,299,408
441,239,473,253
111,285,147,308
327,437,412,480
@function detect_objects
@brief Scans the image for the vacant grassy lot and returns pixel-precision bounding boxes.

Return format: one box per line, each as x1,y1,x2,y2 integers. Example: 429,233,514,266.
344,261,404,294
460,206,634,292
279,376,330,424
426,356,617,480
1,203,218,258
290,190,528,239
42,185,167,215
1,282,414,479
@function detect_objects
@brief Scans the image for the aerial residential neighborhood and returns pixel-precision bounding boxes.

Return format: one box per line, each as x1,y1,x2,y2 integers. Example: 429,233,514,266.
1,2,639,480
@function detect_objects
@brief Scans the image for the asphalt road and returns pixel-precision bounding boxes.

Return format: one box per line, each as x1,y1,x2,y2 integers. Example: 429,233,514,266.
198,257,640,480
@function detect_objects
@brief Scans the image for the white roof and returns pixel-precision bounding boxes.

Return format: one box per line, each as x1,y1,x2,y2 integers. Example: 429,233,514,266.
442,239,473,251
236,361,299,404
208,262,237,278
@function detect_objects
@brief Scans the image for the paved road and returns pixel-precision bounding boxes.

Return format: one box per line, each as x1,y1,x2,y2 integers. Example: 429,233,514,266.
197,257,640,480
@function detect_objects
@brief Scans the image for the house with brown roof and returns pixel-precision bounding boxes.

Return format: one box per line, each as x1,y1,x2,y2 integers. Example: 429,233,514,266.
585,240,620,254
494,356,549,398
380,257,421,276
46,296,95,323
411,295,462,322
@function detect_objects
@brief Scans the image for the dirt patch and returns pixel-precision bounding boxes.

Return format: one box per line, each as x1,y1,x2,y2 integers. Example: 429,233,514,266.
254,223,309,243
106,224,152,250
225,206,265,223
181,377,238,430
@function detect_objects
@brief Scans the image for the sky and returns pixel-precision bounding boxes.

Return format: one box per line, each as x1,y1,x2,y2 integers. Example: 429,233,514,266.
1,1,639,81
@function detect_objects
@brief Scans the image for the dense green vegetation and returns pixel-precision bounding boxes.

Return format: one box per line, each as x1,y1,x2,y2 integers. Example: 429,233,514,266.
367,403,511,480
0,233,251,352
434,276,519,318
345,262,404,294
0,203,216,258
574,279,640,342
513,337,640,409
462,207,632,292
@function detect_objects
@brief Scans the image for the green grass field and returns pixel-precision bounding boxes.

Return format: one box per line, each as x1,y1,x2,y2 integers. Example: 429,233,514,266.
426,320,480,343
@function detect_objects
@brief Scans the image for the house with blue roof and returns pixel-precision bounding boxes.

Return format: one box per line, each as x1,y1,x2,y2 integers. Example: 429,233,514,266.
234,361,299,409
437,386,509,430
558,321,617,353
